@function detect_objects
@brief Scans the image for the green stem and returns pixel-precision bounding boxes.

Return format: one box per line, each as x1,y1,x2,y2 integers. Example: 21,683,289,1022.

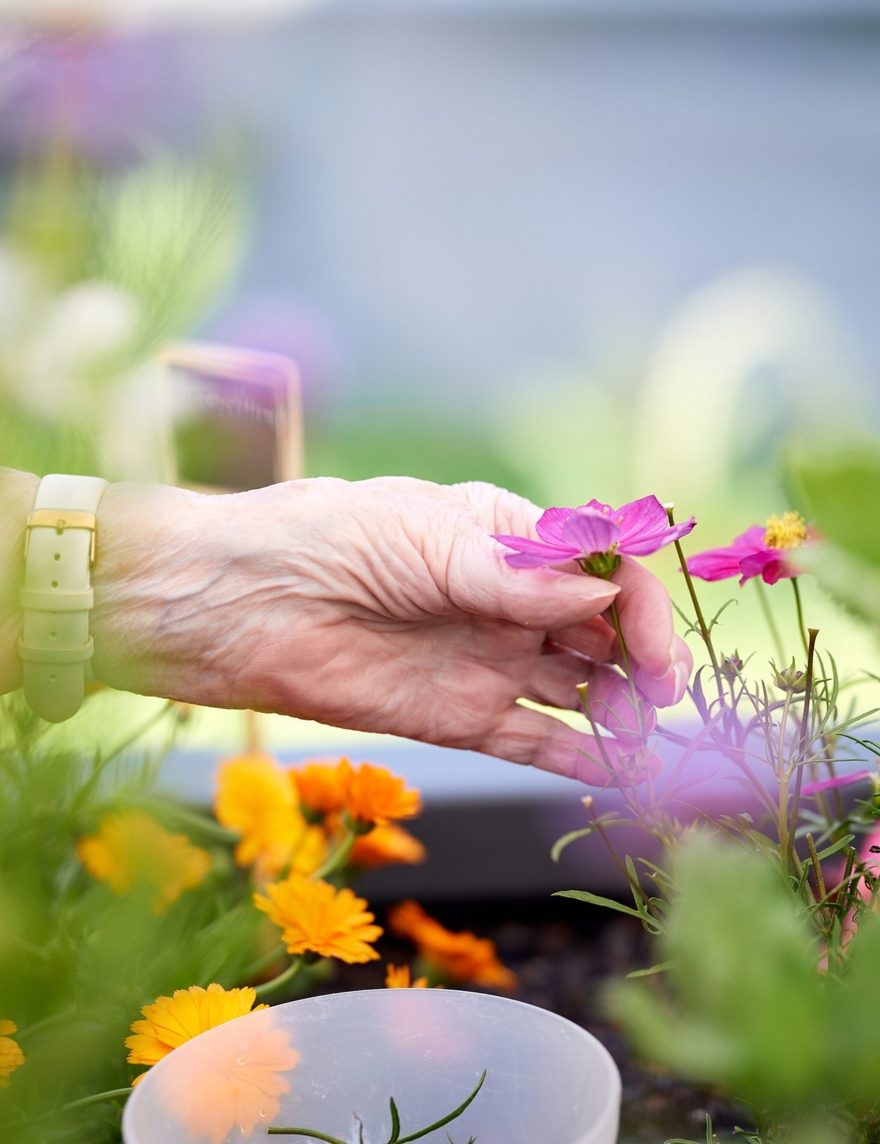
253,956,305,1001
786,629,819,871
776,691,793,869
267,1130,348,1142
669,522,723,699
754,579,785,665
313,830,357,881
608,599,632,679
62,1088,132,1113
791,577,809,656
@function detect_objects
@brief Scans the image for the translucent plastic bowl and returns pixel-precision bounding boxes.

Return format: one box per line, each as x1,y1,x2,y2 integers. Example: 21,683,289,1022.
122,988,620,1144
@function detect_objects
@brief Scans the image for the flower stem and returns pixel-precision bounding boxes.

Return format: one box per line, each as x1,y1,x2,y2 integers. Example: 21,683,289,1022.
608,600,632,679
314,830,357,881
253,956,305,1000
754,579,785,665
668,517,725,705
62,1088,132,1112
267,1129,348,1141
791,577,809,656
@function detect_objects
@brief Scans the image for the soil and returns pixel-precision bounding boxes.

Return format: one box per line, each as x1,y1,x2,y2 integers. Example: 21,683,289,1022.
326,896,755,1144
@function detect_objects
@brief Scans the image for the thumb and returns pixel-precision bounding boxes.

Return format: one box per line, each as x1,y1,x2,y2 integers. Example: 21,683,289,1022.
451,532,619,630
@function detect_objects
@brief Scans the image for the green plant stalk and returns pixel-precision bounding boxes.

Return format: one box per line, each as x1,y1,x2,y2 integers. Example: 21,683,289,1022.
786,629,819,871
754,578,786,665
313,829,358,881
791,577,809,657
61,1087,133,1113
668,516,724,703
776,690,794,870
253,955,304,1000
268,1071,486,1141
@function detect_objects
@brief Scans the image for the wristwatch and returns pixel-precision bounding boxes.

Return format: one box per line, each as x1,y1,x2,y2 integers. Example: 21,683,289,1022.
19,474,108,722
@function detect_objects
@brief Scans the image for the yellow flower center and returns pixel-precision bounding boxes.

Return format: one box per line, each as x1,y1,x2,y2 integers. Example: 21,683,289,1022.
763,511,808,550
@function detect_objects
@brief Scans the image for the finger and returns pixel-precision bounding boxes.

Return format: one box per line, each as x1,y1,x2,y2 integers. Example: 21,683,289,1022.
580,662,656,741
522,648,593,710
452,533,619,631
609,557,676,677
546,616,616,662
634,634,693,707
482,704,662,787
523,654,656,743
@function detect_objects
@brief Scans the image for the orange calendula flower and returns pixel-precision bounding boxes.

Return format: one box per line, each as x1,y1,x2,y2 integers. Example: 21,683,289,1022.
0,1021,24,1087
153,1008,300,1144
215,754,325,877
126,983,268,1084
254,874,382,963
388,901,517,991
77,810,211,912
385,963,430,989
350,823,427,869
290,759,349,819
341,761,421,827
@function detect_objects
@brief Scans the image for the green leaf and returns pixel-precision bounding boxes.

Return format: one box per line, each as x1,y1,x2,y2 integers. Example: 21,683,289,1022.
396,1071,486,1144
386,1096,401,1143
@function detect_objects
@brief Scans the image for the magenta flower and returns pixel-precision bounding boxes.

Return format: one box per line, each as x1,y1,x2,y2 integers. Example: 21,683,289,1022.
686,512,812,586
493,495,696,574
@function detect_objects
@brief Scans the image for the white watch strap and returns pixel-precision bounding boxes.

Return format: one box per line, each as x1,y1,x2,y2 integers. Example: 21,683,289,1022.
19,474,109,722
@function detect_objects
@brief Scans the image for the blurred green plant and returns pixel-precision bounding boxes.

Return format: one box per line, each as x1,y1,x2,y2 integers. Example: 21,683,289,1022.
785,438,880,629
0,696,260,1143
536,481,880,1143
0,148,243,478
611,837,880,1144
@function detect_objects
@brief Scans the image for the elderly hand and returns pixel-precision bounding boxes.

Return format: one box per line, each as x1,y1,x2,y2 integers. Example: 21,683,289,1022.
82,475,692,784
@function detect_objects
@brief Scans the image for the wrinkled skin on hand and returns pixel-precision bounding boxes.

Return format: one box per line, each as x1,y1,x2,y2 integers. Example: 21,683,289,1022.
90,476,691,785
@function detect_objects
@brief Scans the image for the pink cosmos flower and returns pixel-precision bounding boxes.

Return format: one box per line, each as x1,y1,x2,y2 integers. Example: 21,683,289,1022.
493,495,696,571
686,512,813,586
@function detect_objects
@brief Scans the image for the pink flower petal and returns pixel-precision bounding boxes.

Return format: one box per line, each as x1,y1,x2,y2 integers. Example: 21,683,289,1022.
686,526,767,582
802,770,872,796
561,508,620,556
492,532,580,568
535,506,575,545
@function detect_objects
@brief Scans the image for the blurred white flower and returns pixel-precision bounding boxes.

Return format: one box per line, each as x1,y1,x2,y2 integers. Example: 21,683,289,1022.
0,0,328,30
0,244,43,347
19,279,140,418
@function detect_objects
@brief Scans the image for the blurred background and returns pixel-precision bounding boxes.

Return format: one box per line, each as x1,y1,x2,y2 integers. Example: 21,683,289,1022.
2,0,880,839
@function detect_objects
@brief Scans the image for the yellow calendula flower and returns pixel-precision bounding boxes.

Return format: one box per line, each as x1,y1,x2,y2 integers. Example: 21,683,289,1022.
385,963,430,989
388,900,517,991
254,874,382,964
350,823,427,870
341,761,421,827
290,759,349,820
0,1021,25,1087
215,754,326,877
153,1010,300,1144
126,983,268,1083
77,810,211,912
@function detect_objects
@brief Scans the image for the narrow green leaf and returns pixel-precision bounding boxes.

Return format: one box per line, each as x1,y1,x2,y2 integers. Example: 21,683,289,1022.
396,1070,486,1143
553,889,647,920
386,1096,401,1143
626,961,671,979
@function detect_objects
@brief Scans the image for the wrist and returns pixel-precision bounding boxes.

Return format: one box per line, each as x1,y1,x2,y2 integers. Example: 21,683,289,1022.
90,480,320,710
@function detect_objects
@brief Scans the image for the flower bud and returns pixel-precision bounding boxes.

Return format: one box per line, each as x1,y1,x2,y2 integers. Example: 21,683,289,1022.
772,659,808,693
